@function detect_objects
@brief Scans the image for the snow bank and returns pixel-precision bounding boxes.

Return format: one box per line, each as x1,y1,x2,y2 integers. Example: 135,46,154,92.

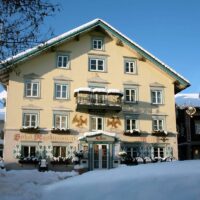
1,161,200,200
43,161,200,200
0,169,77,200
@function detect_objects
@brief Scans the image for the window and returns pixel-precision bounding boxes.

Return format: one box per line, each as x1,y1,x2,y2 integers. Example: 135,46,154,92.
21,146,36,157
91,116,103,131
92,39,103,50
57,55,69,68
125,147,139,157
125,60,136,74
23,113,38,128
125,88,136,102
125,118,137,131
151,90,163,104
154,147,164,158
25,81,39,97
89,58,105,72
153,119,164,131
195,121,200,135
53,146,66,157
54,114,68,129
55,84,69,99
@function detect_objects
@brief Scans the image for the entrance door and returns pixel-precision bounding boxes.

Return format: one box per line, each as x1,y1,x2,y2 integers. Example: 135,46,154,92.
93,144,108,169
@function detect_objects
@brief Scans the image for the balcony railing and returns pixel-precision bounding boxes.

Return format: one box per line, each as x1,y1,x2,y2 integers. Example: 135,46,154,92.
74,87,123,112
76,96,122,112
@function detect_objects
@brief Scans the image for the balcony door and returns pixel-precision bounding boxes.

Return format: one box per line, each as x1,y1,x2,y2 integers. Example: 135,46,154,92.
93,144,108,169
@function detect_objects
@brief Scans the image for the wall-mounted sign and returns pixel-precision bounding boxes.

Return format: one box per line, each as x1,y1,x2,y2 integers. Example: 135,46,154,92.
14,133,76,143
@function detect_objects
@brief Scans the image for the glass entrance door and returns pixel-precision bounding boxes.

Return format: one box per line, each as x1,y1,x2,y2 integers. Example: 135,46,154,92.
93,144,108,169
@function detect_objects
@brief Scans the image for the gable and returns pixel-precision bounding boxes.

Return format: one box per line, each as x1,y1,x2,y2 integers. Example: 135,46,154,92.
0,19,190,92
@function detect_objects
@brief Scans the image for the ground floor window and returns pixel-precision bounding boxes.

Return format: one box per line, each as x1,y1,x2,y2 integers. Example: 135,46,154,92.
153,147,164,158
53,146,66,158
21,145,36,157
126,147,139,157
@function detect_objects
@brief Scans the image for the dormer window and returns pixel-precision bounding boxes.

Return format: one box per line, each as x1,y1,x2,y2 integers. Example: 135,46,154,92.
92,38,103,50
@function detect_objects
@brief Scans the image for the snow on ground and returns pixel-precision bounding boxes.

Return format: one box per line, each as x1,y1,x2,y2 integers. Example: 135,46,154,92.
43,161,200,200
1,161,200,200
0,169,77,200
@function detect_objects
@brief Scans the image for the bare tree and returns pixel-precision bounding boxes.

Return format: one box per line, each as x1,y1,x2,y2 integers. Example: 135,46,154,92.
0,0,59,62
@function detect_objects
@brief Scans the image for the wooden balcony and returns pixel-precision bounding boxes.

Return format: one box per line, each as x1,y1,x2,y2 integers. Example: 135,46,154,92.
75,95,122,112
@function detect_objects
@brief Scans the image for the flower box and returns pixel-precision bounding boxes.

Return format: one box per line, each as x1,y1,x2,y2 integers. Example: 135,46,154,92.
51,128,71,134
152,130,168,137
124,129,141,136
20,127,40,133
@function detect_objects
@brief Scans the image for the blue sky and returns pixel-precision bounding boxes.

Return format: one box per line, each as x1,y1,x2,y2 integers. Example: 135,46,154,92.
2,0,200,93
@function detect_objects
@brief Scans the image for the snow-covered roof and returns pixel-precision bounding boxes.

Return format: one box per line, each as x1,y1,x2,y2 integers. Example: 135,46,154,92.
93,88,107,93
74,87,123,96
74,87,92,93
175,93,200,108
0,18,190,91
107,89,123,95
78,131,117,140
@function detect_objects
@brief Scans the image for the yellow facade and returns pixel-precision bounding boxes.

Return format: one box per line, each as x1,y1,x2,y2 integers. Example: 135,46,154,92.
2,19,189,169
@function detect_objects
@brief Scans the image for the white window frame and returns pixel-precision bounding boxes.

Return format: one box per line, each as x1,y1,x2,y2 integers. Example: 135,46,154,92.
89,58,105,72
23,113,38,128
52,146,67,158
54,114,68,129
21,145,36,157
153,147,165,158
55,83,69,99
92,39,103,50
125,118,137,131
153,119,164,131
57,55,69,68
151,90,163,104
124,88,137,103
91,116,103,131
124,60,136,74
25,81,39,97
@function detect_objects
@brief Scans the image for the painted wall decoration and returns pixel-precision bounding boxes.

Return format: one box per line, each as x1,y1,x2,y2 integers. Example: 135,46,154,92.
72,114,87,127
107,117,121,128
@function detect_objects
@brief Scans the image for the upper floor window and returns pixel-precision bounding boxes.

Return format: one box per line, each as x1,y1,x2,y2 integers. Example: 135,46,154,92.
55,83,69,99
23,113,38,128
54,114,68,129
92,38,103,50
153,119,164,131
124,59,136,74
25,81,39,97
89,58,105,72
91,116,103,131
125,88,137,103
125,118,138,131
57,55,69,68
151,90,163,104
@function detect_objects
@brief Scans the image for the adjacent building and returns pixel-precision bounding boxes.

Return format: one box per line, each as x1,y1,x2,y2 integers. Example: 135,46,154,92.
176,93,200,160
0,19,190,170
